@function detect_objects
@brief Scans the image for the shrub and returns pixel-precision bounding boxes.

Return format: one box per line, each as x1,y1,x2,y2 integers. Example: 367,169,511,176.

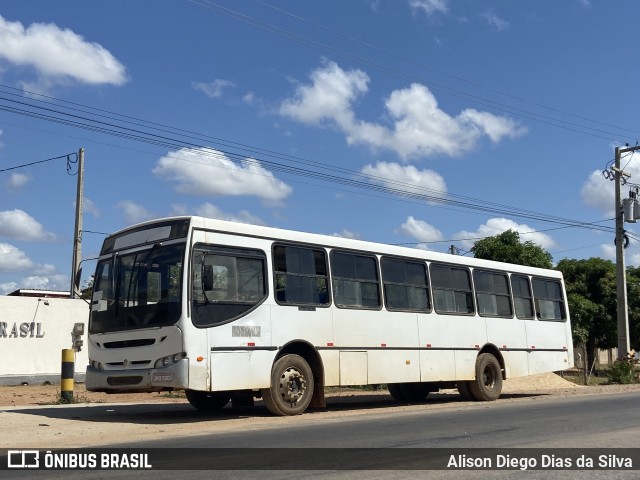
607,357,637,384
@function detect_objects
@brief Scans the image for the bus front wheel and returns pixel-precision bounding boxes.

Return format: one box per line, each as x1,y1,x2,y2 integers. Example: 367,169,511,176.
261,354,314,416
185,389,231,410
469,353,503,401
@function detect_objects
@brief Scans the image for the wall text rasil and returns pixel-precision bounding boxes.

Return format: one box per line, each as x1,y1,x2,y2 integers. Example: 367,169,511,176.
0,322,45,338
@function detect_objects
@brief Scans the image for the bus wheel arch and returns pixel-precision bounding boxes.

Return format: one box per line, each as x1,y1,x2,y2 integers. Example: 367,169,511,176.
262,340,325,415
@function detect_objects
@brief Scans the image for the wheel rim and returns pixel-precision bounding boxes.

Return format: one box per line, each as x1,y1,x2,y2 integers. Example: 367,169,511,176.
483,366,497,389
279,366,307,405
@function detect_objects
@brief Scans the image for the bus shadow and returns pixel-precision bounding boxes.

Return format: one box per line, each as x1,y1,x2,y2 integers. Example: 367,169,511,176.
7,391,549,425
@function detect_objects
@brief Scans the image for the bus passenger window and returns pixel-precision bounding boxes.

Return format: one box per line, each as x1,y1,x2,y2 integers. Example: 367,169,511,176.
431,264,474,314
532,278,566,321
381,257,430,312
331,251,381,309
473,270,512,317
511,275,534,319
273,245,329,306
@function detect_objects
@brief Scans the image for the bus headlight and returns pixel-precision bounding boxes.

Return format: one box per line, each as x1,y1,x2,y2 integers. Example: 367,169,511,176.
154,352,186,369
89,360,104,370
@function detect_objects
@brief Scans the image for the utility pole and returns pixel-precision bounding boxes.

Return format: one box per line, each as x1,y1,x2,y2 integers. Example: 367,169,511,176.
614,145,640,357
70,148,84,298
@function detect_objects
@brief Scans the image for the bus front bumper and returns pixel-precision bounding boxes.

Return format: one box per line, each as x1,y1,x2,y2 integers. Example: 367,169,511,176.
85,359,189,393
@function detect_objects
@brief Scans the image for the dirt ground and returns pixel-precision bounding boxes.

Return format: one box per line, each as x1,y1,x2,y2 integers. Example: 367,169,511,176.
2,373,640,449
0,372,638,407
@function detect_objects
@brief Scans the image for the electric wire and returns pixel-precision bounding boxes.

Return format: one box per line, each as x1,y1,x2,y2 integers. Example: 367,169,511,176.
0,152,77,173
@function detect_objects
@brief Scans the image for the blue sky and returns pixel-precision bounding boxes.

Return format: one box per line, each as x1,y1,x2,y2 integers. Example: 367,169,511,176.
0,0,638,294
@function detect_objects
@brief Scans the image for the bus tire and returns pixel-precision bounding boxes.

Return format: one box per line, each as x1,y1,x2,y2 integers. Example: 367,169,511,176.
388,383,406,401
398,382,430,402
457,381,474,400
261,354,314,416
469,353,503,401
185,389,231,410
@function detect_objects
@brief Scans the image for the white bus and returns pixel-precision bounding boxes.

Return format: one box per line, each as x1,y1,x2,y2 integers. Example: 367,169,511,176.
86,216,573,415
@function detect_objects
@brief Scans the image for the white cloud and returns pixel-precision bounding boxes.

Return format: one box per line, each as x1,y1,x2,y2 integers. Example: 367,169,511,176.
454,218,556,250
361,162,447,198
0,282,18,294
192,79,235,98
279,61,525,159
83,197,101,218
332,229,360,239
0,242,34,272
153,147,293,203
581,169,615,216
116,200,156,224
19,273,68,291
6,172,30,189
0,15,127,86
170,202,266,226
0,209,55,241
397,216,444,250
409,0,448,16
482,12,509,32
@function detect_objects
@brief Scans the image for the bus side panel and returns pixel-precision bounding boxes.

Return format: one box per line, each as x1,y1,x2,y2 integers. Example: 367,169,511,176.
320,349,340,386
525,320,572,374
210,351,274,391
486,317,529,378
368,349,421,384
270,305,333,355
339,351,368,385
418,314,486,381
419,350,455,382
500,351,529,378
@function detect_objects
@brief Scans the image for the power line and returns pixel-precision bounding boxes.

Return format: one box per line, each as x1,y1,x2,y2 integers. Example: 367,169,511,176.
189,0,634,143
0,86,616,236
251,0,640,138
0,152,77,173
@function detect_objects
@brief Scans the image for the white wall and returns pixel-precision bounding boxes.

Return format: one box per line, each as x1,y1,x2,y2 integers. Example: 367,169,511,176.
0,296,89,385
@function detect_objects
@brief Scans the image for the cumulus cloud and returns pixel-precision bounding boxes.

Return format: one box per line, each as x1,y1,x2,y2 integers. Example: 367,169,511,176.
279,61,526,159
170,202,266,226
83,197,101,218
0,209,55,241
361,161,447,198
192,79,235,98
581,169,615,216
153,147,292,203
0,242,34,272
6,172,30,189
397,216,444,250
116,200,156,224
409,0,448,16
0,15,127,87
454,218,556,250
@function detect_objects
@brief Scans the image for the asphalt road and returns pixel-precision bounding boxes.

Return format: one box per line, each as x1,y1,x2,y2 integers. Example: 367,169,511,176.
3,391,640,479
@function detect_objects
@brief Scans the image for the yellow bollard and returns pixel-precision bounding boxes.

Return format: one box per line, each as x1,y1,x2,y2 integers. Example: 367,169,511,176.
61,349,75,402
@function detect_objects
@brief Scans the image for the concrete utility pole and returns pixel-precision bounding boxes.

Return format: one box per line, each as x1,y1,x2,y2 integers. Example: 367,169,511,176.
70,148,85,298
614,145,640,357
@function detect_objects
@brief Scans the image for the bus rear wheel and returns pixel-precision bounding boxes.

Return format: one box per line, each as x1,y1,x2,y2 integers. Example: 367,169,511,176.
261,354,314,416
469,353,503,401
388,382,430,402
185,389,231,410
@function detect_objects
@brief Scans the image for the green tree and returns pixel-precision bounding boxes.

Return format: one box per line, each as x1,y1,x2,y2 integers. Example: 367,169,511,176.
471,230,553,269
556,258,617,371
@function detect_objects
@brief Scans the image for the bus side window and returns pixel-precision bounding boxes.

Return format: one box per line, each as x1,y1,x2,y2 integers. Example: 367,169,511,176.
273,245,330,306
381,257,430,312
511,275,534,319
532,278,566,321
431,264,474,315
331,251,381,309
473,270,512,317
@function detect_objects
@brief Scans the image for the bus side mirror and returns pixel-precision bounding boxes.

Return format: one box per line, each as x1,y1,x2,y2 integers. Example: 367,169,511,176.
203,264,214,291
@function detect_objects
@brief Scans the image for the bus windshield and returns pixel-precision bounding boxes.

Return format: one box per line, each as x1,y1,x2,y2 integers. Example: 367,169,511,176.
89,243,185,333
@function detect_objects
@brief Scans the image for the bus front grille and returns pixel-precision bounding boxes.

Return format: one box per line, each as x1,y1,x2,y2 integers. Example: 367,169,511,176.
107,376,144,386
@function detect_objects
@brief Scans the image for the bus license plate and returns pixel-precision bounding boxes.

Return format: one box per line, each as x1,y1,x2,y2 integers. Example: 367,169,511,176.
153,373,174,382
